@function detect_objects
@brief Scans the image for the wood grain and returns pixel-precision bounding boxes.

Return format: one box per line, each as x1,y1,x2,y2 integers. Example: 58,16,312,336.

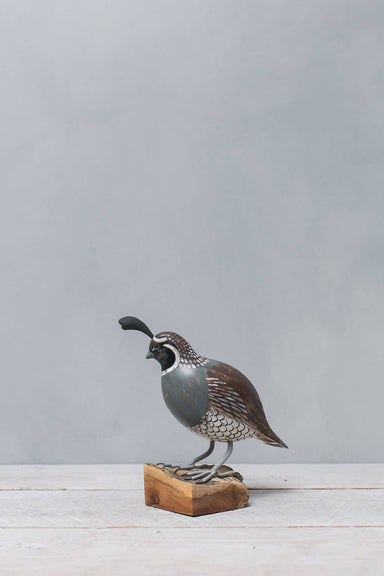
0,527,382,576
1,464,383,490
144,464,248,516
0,488,382,527
0,464,382,575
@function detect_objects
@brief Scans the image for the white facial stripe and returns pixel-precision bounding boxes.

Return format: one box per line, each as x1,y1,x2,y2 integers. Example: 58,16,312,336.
153,336,168,343
161,343,180,376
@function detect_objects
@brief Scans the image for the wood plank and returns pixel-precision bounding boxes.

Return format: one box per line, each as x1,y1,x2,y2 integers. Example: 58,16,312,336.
1,464,383,490
0,527,382,576
0,488,382,527
0,465,143,490
237,464,384,490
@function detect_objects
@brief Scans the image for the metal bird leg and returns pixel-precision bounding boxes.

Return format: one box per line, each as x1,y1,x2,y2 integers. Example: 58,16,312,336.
176,440,215,471
189,440,215,466
157,441,215,472
185,441,234,483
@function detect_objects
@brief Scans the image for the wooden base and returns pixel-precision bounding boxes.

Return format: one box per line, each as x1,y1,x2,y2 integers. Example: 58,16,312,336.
144,463,249,517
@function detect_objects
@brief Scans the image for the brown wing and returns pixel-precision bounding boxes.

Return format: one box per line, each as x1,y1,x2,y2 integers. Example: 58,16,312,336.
206,362,287,448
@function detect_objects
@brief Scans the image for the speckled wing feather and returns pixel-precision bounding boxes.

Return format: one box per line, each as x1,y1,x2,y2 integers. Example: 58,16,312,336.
206,362,287,448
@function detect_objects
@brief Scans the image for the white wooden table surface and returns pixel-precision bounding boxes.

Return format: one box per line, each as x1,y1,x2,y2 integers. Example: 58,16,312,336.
0,464,383,575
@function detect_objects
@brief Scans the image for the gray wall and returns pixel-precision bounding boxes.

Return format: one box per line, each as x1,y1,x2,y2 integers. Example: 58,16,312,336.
1,0,383,464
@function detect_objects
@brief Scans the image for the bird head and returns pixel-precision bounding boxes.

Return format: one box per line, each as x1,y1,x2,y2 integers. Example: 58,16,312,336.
145,336,178,372
147,332,207,372
118,316,176,371
118,316,207,374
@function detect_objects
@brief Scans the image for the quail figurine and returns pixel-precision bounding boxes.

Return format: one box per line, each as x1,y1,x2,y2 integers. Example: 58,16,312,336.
119,316,287,483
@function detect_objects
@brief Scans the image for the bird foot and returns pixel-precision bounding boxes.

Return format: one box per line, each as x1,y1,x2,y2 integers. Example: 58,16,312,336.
177,463,213,472
184,467,243,484
157,462,213,473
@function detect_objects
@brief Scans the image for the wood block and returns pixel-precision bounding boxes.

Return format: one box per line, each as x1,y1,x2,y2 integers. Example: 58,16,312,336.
144,463,249,517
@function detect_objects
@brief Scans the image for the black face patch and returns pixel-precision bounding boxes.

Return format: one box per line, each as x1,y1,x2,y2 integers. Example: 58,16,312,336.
153,346,176,371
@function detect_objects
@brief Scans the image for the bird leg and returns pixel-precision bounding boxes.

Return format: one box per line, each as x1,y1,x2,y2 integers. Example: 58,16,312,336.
157,441,215,472
185,441,234,483
178,440,215,471
190,440,215,465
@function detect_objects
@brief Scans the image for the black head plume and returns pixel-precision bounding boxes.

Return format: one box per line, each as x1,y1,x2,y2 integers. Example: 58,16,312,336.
118,316,154,338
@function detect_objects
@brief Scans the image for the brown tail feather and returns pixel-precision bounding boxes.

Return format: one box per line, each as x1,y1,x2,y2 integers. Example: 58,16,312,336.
255,429,288,449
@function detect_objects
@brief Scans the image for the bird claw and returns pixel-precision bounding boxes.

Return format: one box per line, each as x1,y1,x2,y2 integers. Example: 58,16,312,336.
179,463,213,471
157,462,213,473
156,462,213,478
185,469,217,482
184,468,243,484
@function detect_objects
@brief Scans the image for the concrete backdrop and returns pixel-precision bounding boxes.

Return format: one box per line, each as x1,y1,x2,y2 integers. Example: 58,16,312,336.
1,0,383,464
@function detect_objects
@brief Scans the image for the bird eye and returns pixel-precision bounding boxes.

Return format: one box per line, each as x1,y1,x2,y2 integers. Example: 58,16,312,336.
151,344,160,353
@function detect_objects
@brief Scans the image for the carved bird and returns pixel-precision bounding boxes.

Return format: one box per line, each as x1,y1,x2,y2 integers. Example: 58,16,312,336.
119,316,287,482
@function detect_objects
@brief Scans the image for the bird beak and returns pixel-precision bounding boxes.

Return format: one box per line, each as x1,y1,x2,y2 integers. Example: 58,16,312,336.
145,351,154,359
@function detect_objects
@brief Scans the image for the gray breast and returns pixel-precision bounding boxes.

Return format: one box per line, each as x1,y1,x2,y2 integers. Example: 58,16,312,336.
161,366,210,428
